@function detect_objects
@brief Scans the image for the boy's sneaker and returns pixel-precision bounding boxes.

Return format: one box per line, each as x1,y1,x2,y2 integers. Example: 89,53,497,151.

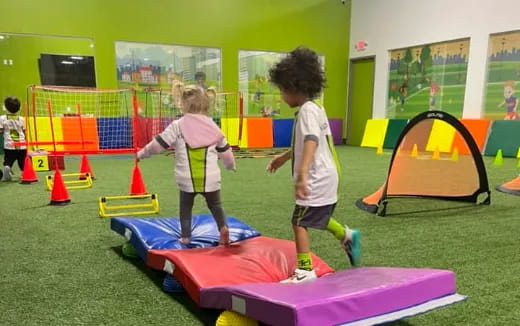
1,166,11,181
280,268,317,284
342,229,361,267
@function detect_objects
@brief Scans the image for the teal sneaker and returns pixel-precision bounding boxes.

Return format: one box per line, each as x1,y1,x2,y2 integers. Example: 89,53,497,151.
342,229,361,267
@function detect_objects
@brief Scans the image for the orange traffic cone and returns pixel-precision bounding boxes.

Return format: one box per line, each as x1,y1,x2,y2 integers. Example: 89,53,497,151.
20,155,38,184
450,147,459,162
49,169,71,206
79,155,94,180
432,146,441,160
376,144,383,156
129,163,147,195
411,144,419,158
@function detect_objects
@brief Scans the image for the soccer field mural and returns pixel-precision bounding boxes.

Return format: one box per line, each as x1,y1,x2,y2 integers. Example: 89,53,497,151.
387,39,470,119
239,50,324,118
115,41,221,91
483,31,520,120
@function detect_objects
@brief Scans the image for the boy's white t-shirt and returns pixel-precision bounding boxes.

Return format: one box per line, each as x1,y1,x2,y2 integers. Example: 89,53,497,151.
292,101,339,207
0,114,26,150
159,117,227,193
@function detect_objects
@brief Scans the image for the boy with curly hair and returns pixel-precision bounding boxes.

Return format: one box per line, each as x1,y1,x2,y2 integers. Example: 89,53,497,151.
267,47,361,284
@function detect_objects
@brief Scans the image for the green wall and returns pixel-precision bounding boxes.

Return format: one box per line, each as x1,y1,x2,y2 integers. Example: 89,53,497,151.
0,0,350,120
0,35,94,102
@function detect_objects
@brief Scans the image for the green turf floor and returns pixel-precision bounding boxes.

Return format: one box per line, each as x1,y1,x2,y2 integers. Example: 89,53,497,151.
1,146,519,325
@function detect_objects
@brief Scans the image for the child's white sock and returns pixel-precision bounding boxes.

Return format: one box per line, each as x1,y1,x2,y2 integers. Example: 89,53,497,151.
345,226,353,241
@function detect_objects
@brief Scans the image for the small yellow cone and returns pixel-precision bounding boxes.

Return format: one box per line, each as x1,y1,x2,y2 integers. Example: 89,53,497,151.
376,144,383,156
517,147,520,159
450,147,459,162
411,144,418,158
493,149,503,166
432,146,441,160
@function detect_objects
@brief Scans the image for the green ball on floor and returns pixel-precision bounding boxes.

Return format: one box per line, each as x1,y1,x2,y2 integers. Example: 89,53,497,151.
121,242,138,258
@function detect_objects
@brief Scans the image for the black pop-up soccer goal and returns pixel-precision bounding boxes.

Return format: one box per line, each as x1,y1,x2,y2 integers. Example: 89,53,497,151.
356,111,490,216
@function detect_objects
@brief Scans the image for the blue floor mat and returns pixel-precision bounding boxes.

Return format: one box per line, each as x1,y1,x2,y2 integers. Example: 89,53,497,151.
110,215,260,261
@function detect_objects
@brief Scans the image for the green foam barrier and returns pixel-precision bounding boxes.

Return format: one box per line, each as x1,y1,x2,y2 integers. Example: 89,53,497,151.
383,119,408,149
484,120,520,158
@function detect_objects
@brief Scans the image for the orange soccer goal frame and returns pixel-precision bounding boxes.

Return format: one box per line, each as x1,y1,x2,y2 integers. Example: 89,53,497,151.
496,176,520,196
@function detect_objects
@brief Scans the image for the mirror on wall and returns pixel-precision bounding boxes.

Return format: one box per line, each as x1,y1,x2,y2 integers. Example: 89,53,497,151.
115,41,221,91
238,50,325,118
0,33,95,103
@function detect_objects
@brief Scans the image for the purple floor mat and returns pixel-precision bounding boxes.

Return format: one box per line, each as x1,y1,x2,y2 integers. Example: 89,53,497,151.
202,267,460,326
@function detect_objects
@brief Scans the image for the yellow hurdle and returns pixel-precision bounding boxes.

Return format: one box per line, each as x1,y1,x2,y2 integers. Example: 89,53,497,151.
46,173,93,191
98,193,160,218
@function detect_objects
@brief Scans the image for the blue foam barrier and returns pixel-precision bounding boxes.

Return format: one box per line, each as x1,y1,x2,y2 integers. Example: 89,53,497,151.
273,119,294,147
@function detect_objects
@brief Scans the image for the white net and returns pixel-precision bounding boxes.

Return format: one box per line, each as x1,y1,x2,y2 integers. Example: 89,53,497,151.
137,89,179,145
215,92,241,120
28,86,134,153
215,92,243,147
138,89,243,147
27,86,243,153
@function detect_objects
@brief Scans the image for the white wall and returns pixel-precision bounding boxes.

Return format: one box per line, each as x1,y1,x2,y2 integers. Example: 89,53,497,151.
350,0,520,119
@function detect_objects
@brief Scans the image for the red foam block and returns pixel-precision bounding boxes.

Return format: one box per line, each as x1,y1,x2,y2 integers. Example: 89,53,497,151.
147,236,334,305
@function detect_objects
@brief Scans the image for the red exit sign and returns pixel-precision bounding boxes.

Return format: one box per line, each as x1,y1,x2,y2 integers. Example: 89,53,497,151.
356,41,367,51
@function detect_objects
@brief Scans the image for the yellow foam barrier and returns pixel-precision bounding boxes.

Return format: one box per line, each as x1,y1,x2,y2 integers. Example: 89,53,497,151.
425,119,455,153
28,117,65,151
361,119,389,148
220,118,248,148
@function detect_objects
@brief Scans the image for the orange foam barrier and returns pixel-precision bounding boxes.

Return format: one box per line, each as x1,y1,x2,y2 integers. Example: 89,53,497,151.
60,117,99,151
451,119,491,155
246,118,273,148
